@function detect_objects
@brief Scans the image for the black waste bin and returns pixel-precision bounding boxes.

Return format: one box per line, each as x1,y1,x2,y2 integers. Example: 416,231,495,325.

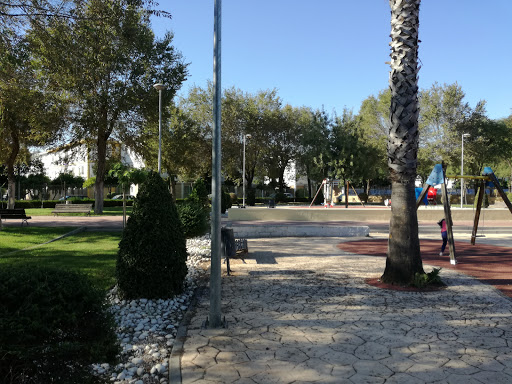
221,227,236,274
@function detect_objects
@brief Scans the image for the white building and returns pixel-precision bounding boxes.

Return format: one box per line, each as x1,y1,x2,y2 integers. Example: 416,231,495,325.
32,143,145,198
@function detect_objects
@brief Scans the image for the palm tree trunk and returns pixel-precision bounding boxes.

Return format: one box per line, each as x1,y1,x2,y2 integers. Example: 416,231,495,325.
381,0,424,284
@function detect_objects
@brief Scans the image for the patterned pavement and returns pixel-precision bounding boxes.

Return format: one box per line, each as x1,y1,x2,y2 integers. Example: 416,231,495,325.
176,237,512,384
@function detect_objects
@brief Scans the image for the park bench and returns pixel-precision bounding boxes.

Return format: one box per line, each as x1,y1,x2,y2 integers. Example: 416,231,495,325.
0,208,32,226
52,203,93,216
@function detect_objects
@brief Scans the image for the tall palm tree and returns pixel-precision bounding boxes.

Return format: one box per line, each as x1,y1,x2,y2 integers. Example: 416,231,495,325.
381,0,425,284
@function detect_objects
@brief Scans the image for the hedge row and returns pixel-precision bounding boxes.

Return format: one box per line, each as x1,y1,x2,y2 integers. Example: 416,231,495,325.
7,198,191,209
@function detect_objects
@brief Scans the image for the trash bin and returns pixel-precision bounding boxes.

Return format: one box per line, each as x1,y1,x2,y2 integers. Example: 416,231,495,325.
221,227,236,258
221,227,236,275
268,199,275,208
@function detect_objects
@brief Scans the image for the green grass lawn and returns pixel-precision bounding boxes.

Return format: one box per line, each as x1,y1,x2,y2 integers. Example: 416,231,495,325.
25,206,133,216
0,228,121,291
0,227,78,253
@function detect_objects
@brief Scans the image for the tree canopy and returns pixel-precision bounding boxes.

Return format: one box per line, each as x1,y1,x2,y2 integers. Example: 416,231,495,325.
29,0,188,213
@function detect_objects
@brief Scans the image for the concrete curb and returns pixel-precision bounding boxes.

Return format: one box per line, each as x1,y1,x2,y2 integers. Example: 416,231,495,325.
229,225,370,238
169,284,208,384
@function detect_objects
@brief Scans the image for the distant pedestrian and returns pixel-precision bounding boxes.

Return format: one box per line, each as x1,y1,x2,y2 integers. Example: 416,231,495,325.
438,218,447,256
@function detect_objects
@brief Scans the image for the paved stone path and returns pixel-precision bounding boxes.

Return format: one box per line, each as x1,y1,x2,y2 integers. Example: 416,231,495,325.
179,238,512,384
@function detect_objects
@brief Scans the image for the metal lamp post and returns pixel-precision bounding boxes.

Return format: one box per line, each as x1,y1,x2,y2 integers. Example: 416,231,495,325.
153,83,167,174
461,133,470,208
242,134,252,208
210,0,222,329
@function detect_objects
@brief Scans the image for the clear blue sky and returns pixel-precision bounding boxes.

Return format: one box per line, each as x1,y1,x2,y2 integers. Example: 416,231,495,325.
151,1,512,120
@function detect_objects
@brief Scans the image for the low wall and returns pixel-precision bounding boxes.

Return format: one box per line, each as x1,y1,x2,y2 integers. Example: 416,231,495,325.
228,207,512,222
229,224,370,238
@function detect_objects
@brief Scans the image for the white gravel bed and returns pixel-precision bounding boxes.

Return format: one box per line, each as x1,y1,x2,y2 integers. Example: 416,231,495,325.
91,236,211,384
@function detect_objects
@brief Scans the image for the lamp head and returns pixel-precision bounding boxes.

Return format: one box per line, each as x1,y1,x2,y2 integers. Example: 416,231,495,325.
153,83,167,91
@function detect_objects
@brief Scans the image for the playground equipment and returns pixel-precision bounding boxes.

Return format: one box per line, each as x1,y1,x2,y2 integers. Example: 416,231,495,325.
416,164,512,265
309,179,365,208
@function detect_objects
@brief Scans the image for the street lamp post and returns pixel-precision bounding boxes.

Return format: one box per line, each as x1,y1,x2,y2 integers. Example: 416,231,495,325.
242,134,251,208
461,133,470,208
153,83,167,174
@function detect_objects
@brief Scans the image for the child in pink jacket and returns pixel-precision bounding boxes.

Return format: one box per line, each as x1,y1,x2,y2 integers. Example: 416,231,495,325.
438,218,447,256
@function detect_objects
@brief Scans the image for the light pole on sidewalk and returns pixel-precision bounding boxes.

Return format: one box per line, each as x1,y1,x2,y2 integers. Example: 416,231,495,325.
153,83,167,174
461,133,470,208
242,133,251,208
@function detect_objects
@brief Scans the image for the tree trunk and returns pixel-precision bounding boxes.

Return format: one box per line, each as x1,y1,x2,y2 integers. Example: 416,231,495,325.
170,175,177,201
384,181,423,282
94,134,107,214
381,0,424,284
7,168,16,209
6,132,19,210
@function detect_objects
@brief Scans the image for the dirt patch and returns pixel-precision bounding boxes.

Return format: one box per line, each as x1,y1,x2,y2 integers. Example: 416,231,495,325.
366,277,447,293
338,239,512,298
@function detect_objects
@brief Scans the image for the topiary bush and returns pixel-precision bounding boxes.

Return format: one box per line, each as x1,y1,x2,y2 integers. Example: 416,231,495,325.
221,187,232,213
177,202,210,238
0,265,120,384
116,171,188,299
187,178,209,207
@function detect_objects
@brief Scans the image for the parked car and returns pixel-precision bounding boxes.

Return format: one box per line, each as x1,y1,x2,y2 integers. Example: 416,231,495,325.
284,193,293,199
111,194,135,200
59,195,89,200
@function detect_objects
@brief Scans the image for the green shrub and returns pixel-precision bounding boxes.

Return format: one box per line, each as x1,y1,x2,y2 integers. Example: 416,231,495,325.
412,268,443,288
473,187,489,208
0,265,120,384
177,202,210,238
117,171,188,299
221,188,232,213
187,178,209,207
507,192,512,202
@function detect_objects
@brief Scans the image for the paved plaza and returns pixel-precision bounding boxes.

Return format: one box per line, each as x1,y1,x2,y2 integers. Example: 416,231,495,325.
175,237,512,384
4,211,512,383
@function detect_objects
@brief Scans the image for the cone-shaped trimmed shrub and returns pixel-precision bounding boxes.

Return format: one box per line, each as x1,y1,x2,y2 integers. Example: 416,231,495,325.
117,171,188,299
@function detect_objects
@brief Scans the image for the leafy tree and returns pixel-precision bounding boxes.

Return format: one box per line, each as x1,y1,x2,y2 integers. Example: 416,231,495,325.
23,173,51,199
417,82,475,179
381,0,424,285
30,0,188,214
357,90,390,192
296,108,331,198
0,29,67,208
108,162,147,227
83,176,96,189
496,115,512,190
455,106,510,178
260,104,301,192
329,109,361,196
50,172,85,199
